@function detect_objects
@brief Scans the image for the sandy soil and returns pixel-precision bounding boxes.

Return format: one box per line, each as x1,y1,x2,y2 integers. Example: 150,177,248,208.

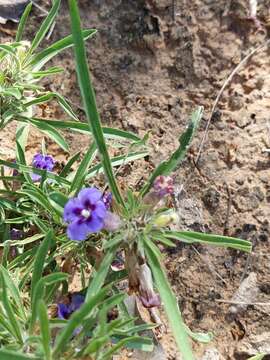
1,0,270,359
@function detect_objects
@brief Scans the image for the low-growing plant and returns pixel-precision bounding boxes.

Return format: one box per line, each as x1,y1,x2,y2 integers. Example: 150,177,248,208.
0,1,252,359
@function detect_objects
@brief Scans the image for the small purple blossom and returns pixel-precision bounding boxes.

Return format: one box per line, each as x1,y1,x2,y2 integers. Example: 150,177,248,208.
58,294,85,320
153,175,174,197
64,187,107,241
103,192,112,209
31,153,55,182
10,228,24,240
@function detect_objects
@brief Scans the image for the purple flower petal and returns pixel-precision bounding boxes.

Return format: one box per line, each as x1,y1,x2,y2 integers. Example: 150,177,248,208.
31,173,42,182
78,188,102,206
70,294,85,312
67,220,90,241
103,211,122,232
103,192,112,209
63,198,83,222
93,201,107,219
86,214,104,233
58,303,70,319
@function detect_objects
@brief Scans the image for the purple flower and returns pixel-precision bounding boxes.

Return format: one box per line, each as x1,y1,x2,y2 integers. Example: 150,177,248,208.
58,294,85,320
31,153,55,182
103,192,112,209
63,188,107,241
10,228,24,240
153,175,174,197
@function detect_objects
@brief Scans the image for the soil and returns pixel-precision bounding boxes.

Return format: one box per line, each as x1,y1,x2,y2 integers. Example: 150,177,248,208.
1,0,270,359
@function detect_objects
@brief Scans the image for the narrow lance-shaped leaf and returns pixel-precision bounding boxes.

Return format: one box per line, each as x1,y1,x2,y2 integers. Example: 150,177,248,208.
30,230,53,303
145,240,194,360
38,300,52,360
140,106,203,197
165,230,252,253
28,0,60,54
68,0,125,207
15,2,32,42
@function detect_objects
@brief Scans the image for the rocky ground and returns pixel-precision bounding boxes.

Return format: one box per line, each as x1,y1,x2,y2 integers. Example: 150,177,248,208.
1,0,270,359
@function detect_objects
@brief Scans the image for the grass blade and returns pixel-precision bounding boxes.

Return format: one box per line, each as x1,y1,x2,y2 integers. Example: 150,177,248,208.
140,107,203,197
0,350,37,360
68,0,125,207
145,241,194,360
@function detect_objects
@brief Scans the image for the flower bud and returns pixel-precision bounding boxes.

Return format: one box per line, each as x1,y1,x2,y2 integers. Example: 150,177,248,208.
139,263,160,308
153,175,174,197
103,211,122,232
153,211,178,228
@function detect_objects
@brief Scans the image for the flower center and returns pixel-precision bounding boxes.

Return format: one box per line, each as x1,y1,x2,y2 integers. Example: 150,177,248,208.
81,209,91,218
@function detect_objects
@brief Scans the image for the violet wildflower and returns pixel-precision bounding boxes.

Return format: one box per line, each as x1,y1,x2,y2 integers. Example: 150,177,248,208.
139,263,161,308
31,153,55,182
10,228,24,240
58,294,85,320
103,191,112,209
64,187,107,241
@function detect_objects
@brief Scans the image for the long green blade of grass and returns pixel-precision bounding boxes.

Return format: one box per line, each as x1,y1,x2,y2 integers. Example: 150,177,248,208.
15,2,32,42
68,0,125,207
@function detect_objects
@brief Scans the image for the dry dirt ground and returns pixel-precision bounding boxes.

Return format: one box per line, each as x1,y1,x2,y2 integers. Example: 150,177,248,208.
1,0,270,359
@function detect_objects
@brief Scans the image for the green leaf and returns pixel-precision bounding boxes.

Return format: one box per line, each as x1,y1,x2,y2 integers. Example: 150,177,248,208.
184,324,213,344
0,265,26,320
30,230,52,304
48,191,68,216
59,151,80,177
145,241,194,360
29,29,96,70
68,0,125,207
85,151,148,180
247,355,266,360
140,107,203,197
53,287,108,356
30,273,68,333
30,66,63,79
0,272,23,344
0,350,38,360
102,337,153,359
25,117,69,151
165,230,252,252
29,0,60,54
69,142,96,193
86,246,117,301
18,117,142,143
16,2,33,42
1,87,22,99
38,300,52,360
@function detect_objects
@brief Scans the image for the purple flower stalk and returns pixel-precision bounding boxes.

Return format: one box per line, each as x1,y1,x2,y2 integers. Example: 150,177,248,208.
31,153,55,182
58,294,85,320
64,188,107,241
153,175,174,197
139,264,161,308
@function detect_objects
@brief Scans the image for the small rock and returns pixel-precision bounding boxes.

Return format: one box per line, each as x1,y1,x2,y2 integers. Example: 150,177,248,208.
201,348,225,360
0,0,29,23
228,272,258,316
202,187,220,212
235,332,270,358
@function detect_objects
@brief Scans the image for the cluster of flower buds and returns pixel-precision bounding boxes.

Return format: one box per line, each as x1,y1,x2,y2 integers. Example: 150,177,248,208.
144,175,174,207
